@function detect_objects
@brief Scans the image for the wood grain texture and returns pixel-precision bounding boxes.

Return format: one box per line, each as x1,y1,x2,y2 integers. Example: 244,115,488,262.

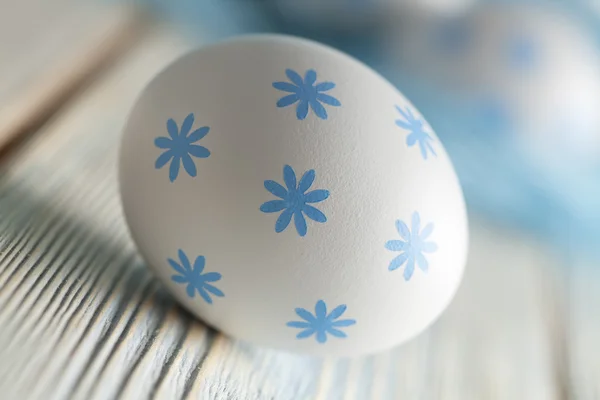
0,0,142,154
0,22,581,400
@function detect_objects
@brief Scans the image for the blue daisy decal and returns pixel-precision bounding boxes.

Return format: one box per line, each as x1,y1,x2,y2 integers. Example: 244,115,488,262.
155,113,210,182
385,212,438,281
260,165,330,237
169,249,224,304
286,300,356,344
273,69,341,120
395,105,436,160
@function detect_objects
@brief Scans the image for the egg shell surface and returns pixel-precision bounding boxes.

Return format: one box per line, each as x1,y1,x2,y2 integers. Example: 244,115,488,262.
119,34,468,357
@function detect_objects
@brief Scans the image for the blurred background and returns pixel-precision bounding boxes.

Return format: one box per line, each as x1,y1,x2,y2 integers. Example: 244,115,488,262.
1,0,600,398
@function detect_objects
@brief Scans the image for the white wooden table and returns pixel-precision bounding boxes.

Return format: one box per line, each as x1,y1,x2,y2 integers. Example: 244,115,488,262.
0,3,598,399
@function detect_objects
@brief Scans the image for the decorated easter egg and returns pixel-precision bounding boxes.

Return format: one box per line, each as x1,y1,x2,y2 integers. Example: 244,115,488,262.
390,4,600,166
119,35,468,356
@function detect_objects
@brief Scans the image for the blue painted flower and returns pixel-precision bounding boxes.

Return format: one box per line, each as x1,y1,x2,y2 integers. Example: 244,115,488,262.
273,69,341,120
286,300,356,344
169,249,224,304
395,105,436,160
260,165,330,237
155,113,210,182
385,212,438,281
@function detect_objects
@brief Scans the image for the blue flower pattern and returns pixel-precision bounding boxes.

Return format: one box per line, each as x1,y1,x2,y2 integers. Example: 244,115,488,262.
385,212,438,281
155,113,210,182
273,69,341,120
169,249,224,304
260,165,330,237
287,300,356,343
395,105,437,160
151,68,448,346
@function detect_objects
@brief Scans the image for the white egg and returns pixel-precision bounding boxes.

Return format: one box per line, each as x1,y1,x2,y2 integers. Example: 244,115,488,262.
119,35,468,357
389,4,600,166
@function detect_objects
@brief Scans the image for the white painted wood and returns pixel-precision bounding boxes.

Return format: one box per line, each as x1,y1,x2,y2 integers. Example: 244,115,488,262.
568,255,600,400
0,0,141,151
418,223,561,400
0,19,571,399
0,24,196,400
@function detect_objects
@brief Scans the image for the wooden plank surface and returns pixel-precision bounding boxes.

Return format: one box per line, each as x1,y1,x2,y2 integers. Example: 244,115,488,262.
0,15,586,400
0,0,141,153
